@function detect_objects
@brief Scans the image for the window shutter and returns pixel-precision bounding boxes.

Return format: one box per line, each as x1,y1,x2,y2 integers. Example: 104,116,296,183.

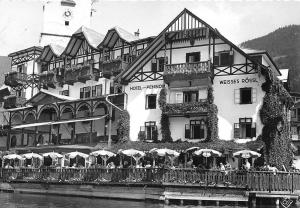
252,88,257,103
213,56,219,66
195,52,201,62
175,92,183,103
165,56,168,65
234,89,240,104
185,124,190,139
251,123,256,138
234,123,241,139
151,59,157,72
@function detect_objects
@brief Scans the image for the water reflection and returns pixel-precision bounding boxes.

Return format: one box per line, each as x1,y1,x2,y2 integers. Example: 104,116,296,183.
0,193,297,208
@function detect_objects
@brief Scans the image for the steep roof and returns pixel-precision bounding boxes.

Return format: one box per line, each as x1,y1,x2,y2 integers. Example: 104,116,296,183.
26,89,76,106
63,26,104,56
99,26,139,48
39,44,65,62
118,8,277,83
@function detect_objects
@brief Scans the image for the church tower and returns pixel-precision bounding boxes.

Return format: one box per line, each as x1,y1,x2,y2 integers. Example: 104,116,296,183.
40,0,92,46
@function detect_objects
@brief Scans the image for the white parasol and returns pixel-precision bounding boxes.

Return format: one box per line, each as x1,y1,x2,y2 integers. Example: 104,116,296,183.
194,149,222,158
120,149,145,166
149,148,180,167
90,150,116,166
22,152,43,160
233,150,261,159
43,151,63,159
3,154,23,160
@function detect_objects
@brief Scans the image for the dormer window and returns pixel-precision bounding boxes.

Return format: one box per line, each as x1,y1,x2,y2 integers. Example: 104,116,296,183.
214,51,234,66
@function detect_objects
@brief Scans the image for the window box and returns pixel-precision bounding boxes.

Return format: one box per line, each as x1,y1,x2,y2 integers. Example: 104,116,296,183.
163,61,211,84
162,100,208,116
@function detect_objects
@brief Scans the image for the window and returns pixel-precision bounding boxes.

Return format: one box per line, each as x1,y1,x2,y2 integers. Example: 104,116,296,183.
59,90,69,96
234,118,256,139
234,88,256,104
80,87,91,99
298,109,300,122
17,64,26,73
186,52,200,63
123,53,130,63
151,57,167,72
92,85,102,97
291,109,296,118
143,121,157,141
185,120,206,139
15,90,25,98
214,51,234,66
251,55,262,64
65,21,69,26
146,94,157,109
183,91,198,103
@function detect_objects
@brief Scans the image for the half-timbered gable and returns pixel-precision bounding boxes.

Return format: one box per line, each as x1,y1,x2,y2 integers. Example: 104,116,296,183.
119,8,281,143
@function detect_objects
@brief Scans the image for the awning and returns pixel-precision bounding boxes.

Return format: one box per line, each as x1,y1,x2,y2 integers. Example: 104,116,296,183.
12,115,108,129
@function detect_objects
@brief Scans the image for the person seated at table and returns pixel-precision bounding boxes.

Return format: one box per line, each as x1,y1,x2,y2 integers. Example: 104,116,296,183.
186,159,194,168
220,163,225,171
225,162,232,170
267,164,278,172
136,162,143,168
244,160,251,171
107,162,115,169
145,161,152,168
71,163,77,168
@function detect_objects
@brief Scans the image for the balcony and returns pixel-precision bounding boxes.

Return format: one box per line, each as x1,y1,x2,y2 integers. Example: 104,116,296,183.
101,58,129,79
163,61,211,84
39,70,63,89
4,71,28,87
64,65,80,85
77,60,101,83
162,100,208,116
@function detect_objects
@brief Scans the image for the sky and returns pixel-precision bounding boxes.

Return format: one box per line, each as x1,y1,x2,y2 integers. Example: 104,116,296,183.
0,0,300,56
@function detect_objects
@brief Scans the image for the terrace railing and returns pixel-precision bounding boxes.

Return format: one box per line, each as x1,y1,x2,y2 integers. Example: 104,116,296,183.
1,168,300,192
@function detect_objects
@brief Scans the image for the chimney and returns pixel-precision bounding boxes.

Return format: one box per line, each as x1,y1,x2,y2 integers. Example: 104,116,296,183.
134,29,140,38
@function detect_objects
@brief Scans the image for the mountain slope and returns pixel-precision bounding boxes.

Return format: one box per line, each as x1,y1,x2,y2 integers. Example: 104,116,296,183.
240,25,300,94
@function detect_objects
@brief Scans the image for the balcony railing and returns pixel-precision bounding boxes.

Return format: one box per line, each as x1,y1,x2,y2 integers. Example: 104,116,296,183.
4,71,28,87
64,65,80,85
1,168,300,192
39,70,63,89
101,58,129,79
162,100,208,116
163,61,211,83
78,60,101,83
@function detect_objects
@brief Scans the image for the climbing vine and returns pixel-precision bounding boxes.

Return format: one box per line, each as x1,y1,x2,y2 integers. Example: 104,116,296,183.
260,67,293,169
117,110,130,143
159,88,172,142
207,86,219,142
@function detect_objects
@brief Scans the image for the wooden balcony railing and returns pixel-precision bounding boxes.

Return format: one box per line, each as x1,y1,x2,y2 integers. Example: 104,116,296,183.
1,168,300,192
39,70,63,89
78,60,101,83
101,58,129,79
4,71,28,87
162,100,208,116
64,65,80,85
164,61,211,83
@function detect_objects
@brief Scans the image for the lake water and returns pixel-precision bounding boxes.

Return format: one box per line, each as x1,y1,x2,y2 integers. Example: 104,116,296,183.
0,193,298,208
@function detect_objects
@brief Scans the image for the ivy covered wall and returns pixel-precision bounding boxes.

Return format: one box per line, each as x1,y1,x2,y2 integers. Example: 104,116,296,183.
260,67,294,169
